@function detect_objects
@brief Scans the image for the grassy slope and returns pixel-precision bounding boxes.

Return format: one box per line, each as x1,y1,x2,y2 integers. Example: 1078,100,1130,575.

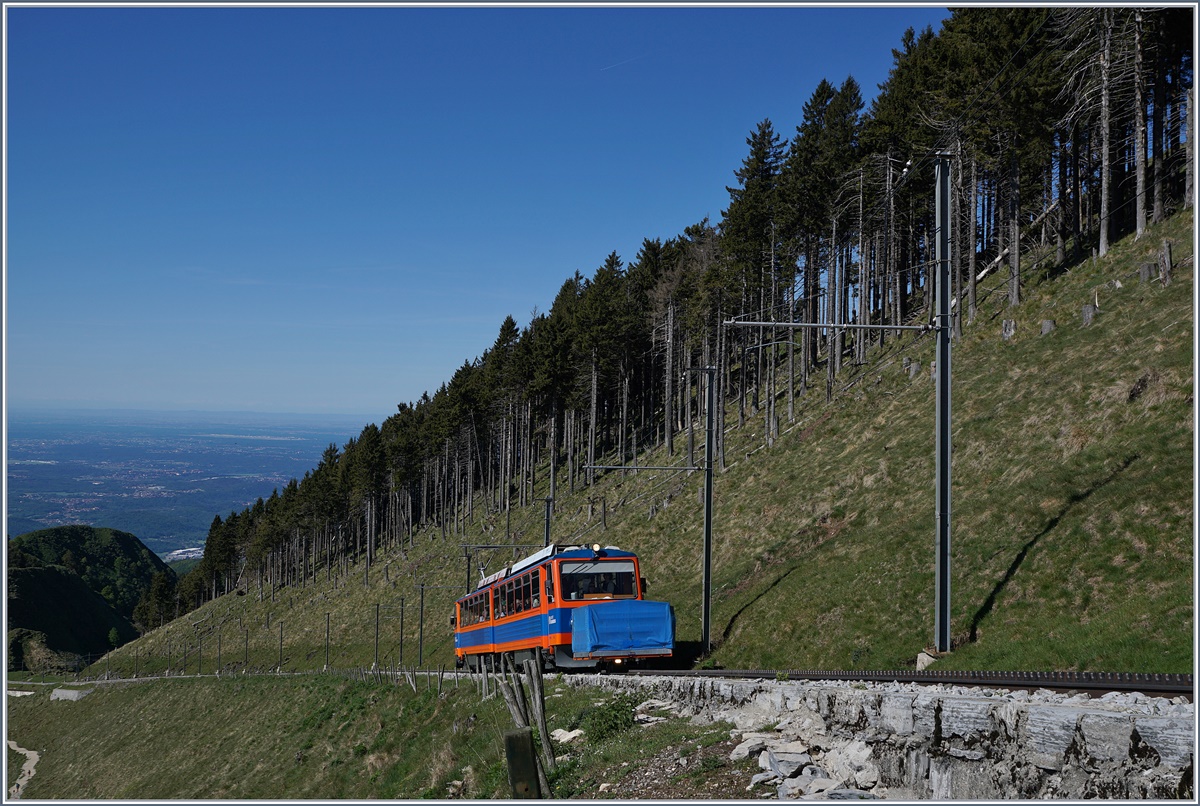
594,209,1193,673
5,212,1192,801
89,211,1192,681
6,675,745,799
7,566,138,657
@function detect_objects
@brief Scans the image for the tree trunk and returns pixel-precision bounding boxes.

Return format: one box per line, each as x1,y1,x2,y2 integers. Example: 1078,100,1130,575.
588,352,598,487
964,154,974,321
1134,9,1148,238
1008,146,1021,307
1186,86,1194,209
1099,7,1113,257
664,301,674,456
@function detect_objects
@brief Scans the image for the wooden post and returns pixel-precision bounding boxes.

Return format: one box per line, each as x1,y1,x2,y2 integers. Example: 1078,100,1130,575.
503,728,541,799
523,652,556,772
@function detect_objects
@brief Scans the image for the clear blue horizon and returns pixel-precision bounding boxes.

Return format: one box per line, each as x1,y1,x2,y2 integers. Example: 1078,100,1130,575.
6,4,949,420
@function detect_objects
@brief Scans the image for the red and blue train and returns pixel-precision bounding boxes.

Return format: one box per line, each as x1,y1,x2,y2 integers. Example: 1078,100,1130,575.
453,543,674,671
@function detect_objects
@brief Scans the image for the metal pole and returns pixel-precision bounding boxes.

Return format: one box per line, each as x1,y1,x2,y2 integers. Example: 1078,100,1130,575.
686,366,717,655
217,631,221,676
325,613,330,671
702,367,715,655
278,621,284,673
935,152,953,654
418,584,425,667
197,633,202,676
374,603,380,669
464,547,472,595
543,497,553,547
399,597,405,666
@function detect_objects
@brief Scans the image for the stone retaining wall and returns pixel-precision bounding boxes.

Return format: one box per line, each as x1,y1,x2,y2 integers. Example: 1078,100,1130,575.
564,674,1194,799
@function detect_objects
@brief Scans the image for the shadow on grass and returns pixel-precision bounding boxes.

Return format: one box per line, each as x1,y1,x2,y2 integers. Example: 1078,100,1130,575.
717,563,804,650
968,454,1139,644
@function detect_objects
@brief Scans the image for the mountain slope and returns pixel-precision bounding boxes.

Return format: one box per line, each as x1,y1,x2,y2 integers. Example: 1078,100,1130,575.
8,525,173,620
7,565,138,662
7,525,172,667
94,209,1193,677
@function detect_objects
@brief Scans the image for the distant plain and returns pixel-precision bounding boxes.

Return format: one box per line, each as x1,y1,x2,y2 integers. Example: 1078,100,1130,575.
6,409,369,557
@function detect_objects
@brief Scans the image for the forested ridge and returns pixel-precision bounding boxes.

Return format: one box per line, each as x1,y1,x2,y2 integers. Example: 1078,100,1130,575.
160,8,1192,625
7,526,169,665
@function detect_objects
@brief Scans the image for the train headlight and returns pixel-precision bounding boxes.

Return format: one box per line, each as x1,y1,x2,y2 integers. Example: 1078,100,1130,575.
613,658,623,665
591,543,601,552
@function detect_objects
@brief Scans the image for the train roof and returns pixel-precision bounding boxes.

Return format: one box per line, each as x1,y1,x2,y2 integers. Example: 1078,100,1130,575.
460,544,638,599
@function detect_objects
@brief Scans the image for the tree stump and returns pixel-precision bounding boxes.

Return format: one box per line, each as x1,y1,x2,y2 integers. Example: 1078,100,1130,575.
1082,304,1097,326
1002,320,1017,341
1040,319,1056,336
1140,262,1155,283
1160,239,1174,286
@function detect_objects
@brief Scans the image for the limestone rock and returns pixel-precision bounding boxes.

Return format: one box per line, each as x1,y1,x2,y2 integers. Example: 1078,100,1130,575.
748,771,779,787
939,697,991,741
1134,715,1195,769
730,736,768,761
1079,712,1132,763
825,788,882,800
551,728,584,744
759,746,813,778
1025,705,1079,771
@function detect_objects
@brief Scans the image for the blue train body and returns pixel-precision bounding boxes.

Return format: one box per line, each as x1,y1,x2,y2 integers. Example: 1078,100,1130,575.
452,544,674,671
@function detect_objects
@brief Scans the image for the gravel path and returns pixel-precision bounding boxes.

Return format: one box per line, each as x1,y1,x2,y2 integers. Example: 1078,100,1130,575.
7,740,40,800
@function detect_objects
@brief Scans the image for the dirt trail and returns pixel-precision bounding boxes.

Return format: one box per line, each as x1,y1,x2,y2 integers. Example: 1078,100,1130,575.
7,740,40,800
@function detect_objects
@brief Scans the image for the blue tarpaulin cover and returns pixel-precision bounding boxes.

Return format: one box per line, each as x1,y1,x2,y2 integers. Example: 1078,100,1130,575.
571,599,674,657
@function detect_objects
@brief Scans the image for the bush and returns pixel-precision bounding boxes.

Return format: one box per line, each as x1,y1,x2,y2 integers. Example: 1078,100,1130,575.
578,693,638,742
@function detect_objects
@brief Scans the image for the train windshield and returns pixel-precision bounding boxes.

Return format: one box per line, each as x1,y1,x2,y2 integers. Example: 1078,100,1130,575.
559,560,637,599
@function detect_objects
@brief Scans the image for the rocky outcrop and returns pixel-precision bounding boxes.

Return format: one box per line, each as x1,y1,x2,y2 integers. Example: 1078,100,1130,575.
563,674,1193,799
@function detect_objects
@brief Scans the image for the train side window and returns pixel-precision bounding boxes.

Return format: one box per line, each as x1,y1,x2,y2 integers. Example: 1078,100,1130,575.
544,567,555,603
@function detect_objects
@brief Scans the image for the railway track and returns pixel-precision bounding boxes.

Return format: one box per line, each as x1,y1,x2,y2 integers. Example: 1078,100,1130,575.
630,667,1194,700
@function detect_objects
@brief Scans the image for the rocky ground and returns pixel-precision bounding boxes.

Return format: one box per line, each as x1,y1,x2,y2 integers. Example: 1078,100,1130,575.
549,676,1194,801
562,730,769,799
551,696,890,800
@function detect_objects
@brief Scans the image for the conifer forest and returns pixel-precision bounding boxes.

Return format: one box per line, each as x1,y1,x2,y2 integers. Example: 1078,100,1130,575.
161,8,1193,623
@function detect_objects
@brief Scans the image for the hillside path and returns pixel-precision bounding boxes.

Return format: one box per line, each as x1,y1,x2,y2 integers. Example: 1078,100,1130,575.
7,740,40,800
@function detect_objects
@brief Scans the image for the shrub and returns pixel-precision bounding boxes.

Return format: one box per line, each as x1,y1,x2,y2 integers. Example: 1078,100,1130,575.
579,693,638,742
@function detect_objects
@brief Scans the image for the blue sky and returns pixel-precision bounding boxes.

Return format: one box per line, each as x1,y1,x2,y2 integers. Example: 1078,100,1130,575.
5,4,949,422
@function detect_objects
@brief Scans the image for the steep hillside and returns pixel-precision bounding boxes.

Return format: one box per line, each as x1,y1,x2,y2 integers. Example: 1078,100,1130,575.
8,525,173,620
8,525,172,668
94,210,1192,679
7,566,138,663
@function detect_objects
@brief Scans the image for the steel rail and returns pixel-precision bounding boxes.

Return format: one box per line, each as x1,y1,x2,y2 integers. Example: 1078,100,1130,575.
629,668,1193,700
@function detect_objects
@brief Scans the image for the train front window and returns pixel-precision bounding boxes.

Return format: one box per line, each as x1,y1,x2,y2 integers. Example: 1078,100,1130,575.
559,560,636,599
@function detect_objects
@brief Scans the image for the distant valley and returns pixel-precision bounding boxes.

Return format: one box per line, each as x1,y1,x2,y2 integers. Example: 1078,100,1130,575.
6,409,369,557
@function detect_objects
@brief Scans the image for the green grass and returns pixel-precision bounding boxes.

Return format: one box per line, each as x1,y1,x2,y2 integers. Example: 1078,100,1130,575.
7,212,1192,802
6,674,520,799
86,209,1193,683
6,672,743,800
